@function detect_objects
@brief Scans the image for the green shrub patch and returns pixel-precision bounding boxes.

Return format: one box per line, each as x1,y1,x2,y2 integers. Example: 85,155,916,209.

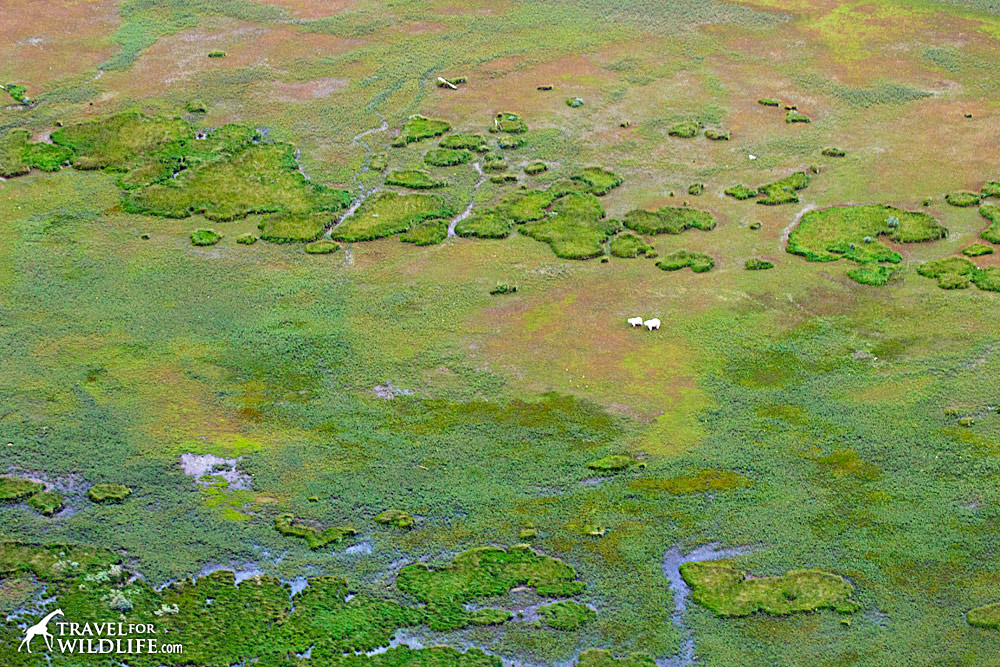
576,650,656,667
483,154,507,171
547,179,592,197
439,134,488,152
51,112,193,171
208,50,226,58
524,161,548,175
963,243,994,257
374,509,415,528
788,205,947,263
190,229,221,246
490,112,528,134
688,183,704,195
424,148,472,167
623,206,716,235
400,218,448,245
968,603,1000,629
333,191,452,242
758,98,781,107
847,263,896,286
501,189,554,223
392,115,451,146
757,171,810,205
519,193,619,259
680,561,861,617
497,135,525,149
274,514,356,549
1,129,73,176
745,258,774,270
259,212,331,242
538,600,595,630
455,210,512,239
657,250,715,273
386,169,446,189
668,121,701,138
587,455,637,471
705,128,730,140
973,266,1000,291
87,484,131,503
945,190,981,207
490,174,518,184
0,476,43,502
917,256,975,289
490,283,517,295
27,491,64,516
609,233,652,258
980,204,1000,243
396,544,585,631
982,181,1000,198
725,184,757,200
4,83,28,103
236,233,257,245
304,239,339,254
822,147,846,157
786,111,811,123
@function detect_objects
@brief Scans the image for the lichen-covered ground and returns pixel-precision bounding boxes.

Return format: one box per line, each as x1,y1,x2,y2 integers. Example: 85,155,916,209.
4,1,1000,665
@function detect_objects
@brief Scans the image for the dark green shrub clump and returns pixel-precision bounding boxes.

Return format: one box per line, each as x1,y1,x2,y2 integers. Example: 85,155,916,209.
439,134,488,152
982,181,1000,198
490,174,517,183
786,111,811,123
88,483,131,503
483,154,507,171
705,128,730,140
385,169,446,189
497,135,525,149
400,219,448,246
822,147,846,157
455,210,512,239
963,243,994,257
609,233,652,258
4,83,28,102
623,206,716,235
490,283,517,295
304,239,339,254
758,98,781,107
208,50,227,58
668,121,701,138
185,100,208,113
757,171,810,205
917,257,975,289
190,229,221,246
688,183,704,196
524,161,547,175
657,250,715,273
0,476,44,502
392,115,451,146
946,190,981,207
425,148,472,166
980,204,1000,243
745,258,774,270
725,184,757,200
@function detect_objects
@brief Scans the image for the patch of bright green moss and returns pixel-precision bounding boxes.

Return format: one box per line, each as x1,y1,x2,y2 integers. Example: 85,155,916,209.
917,256,974,289
725,184,757,200
657,250,715,273
392,115,451,146
609,233,652,258
87,484,132,503
538,600,595,630
333,191,452,242
705,128,730,140
500,189,554,223
304,239,339,254
668,121,701,138
524,161,547,175
274,514,356,549
0,477,43,502
745,258,774,270
630,469,750,494
400,219,448,245
374,509,415,528
0,129,73,176
587,455,637,471
968,603,1000,628
981,204,1000,243
963,243,993,257
190,229,221,246
847,263,895,286
788,204,947,263
385,169,446,189
576,649,656,667
680,561,861,617
623,207,716,235
945,190,981,207
757,171,810,205
519,193,619,259
439,134,487,152
259,212,331,242
455,210,512,239
424,148,472,167
27,492,64,516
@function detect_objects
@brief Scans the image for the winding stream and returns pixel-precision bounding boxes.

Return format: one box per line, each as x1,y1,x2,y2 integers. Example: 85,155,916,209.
447,162,485,237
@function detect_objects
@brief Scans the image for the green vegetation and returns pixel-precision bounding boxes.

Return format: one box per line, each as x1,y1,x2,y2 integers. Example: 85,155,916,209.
400,218,448,245
333,191,452,242
982,181,1000,198
822,147,846,157
497,135,525,149
576,650,656,667
566,97,585,108
185,100,208,113
396,545,585,631
609,233,652,258
945,190,981,207
757,171,810,205
539,601,596,630
4,83,27,103
190,229,221,246
374,509,416,528
490,283,518,295
524,161,548,175
519,193,619,259
259,212,331,243
981,204,1000,243
27,491,64,516
490,112,528,134
623,206,716,235
681,561,861,617
688,183,704,195
392,115,451,147
491,174,518,184
274,514,357,549
917,256,975,289
587,455,637,471
483,154,507,171
572,167,623,196
725,184,757,200
657,250,715,273
668,121,700,138
847,263,896,286
968,603,1000,629
788,205,947,263
440,134,488,152
745,258,774,270
455,210,512,239
705,128,730,140
207,50,226,58
425,148,472,166
501,189,554,223
236,233,257,245
304,239,339,254
386,169,446,189
786,111,811,123
0,476,43,502
963,243,993,257
758,98,781,107
1,129,73,176
87,484,132,503
629,469,750,494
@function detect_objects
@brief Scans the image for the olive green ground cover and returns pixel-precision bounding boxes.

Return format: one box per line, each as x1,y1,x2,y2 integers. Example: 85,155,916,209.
88,483,131,503
519,193,619,259
424,148,473,167
385,169,447,189
332,191,452,242
539,600,596,630
275,514,357,549
680,561,861,617
259,212,332,243
756,171,811,205
917,257,1000,291
439,134,488,152
968,603,1000,629
455,210,512,238
623,207,716,235
0,476,43,502
980,204,1000,243
609,233,652,258
656,250,715,273
392,115,451,146
400,218,448,245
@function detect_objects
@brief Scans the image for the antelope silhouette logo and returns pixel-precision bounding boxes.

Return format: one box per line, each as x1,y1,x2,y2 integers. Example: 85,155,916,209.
18,609,63,653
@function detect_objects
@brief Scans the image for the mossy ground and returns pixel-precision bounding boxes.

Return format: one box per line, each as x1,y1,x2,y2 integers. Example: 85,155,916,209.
623,207,716,235
385,169,447,189
519,193,619,259
332,191,452,242
88,484,132,503
657,250,714,273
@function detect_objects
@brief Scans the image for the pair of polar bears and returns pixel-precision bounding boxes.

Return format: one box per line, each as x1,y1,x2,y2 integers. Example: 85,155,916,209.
628,317,660,330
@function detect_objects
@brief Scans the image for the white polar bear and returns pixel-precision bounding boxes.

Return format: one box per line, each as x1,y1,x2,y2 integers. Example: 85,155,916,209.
644,318,661,331
627,316,643,327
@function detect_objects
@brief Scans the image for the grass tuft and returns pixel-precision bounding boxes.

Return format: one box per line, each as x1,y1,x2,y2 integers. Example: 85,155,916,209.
657,250,715,273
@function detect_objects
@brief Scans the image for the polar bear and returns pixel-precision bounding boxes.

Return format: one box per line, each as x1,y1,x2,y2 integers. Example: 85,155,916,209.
643,318,660,331
627,316,643,327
